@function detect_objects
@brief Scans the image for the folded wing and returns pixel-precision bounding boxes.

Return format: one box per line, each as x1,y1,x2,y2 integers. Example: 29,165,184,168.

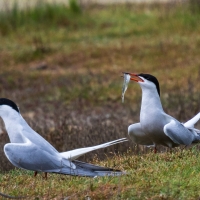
164,120,200,145
128,123,154,146
4,139,76,171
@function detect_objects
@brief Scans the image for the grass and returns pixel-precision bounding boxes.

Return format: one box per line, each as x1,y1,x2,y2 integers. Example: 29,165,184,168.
0,1,200,199
1,148,200,199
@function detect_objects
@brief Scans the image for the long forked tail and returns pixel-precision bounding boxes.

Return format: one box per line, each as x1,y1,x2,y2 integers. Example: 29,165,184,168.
54,160,125,177
184,112,200,128
60,138,128,160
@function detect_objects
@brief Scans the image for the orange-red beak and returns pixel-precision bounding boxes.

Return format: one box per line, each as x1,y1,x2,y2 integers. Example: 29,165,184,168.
122,72,144,82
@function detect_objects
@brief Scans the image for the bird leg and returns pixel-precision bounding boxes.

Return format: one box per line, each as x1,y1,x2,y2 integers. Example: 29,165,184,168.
181,145,187,151
34,171,38,177
34,171,47,179
154,146,157,154
43,172,48,179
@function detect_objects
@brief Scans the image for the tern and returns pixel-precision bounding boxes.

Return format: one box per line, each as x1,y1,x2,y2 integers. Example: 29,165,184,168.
123,73,200,153
0,98,127,177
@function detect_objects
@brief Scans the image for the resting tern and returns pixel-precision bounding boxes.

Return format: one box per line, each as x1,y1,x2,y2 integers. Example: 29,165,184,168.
0,98,127,177
123,73,200,152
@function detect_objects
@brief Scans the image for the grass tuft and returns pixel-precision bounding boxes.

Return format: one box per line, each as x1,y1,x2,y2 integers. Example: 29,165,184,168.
69,0,82,14
0,1,83,35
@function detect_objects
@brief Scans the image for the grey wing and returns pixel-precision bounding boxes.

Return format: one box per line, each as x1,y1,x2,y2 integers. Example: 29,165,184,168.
128,123,154,145
19,117,58,154
4,140,76,172
164,120,197,145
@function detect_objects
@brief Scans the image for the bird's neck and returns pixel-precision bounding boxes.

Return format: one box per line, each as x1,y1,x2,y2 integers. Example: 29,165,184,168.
140,88,163,113
2,112,24,143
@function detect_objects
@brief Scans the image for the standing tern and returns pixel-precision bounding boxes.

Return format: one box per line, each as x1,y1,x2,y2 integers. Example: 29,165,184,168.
122,72,200,152
0,98,127,177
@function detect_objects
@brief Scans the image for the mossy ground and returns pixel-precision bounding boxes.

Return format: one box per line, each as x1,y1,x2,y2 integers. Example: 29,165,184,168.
1,148,200,199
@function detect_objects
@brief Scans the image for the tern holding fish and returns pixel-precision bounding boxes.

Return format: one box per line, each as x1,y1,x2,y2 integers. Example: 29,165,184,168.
0,98,127,177
122,72,200,152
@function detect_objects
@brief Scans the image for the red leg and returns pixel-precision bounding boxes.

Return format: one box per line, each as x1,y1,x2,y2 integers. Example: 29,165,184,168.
34,171,38,177
154,146,157,154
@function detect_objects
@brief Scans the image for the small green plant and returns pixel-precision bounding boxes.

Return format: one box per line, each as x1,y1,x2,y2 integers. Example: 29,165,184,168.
188,0,200,13
69,0,82,14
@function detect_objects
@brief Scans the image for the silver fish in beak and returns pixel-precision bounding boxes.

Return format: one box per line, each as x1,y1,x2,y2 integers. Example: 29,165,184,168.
122,73,130,103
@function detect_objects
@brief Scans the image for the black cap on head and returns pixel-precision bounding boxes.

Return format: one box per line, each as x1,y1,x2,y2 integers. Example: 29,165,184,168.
138,73,160,96
0,98,20,113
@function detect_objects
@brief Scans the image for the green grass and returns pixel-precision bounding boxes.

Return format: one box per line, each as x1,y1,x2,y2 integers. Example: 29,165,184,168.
1,2,200,64
1,148,200,199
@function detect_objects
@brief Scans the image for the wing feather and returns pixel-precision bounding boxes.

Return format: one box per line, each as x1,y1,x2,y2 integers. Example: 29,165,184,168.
164,120,195,145
4,140,76,171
